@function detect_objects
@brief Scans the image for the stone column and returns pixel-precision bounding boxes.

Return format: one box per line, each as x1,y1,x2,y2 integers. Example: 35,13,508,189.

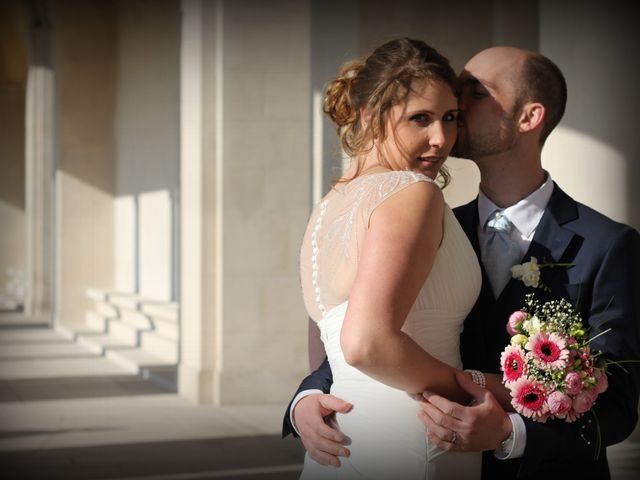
24,5,54,321
310,0,358,202
540,0,640,231
179,0,312,404
179,0,219,403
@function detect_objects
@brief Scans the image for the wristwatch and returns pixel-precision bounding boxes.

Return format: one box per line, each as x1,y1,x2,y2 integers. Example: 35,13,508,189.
498,429,515,456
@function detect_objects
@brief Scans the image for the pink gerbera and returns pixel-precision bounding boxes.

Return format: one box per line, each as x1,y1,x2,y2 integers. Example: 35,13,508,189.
526,332,569,369
500,345,527,384
509,377,549,420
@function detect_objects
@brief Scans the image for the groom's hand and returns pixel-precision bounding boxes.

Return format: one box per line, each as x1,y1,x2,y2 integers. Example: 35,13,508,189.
417,371,512,452
293,393,353,467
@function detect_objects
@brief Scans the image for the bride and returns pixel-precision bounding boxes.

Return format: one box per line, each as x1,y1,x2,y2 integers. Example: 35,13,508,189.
295,38,508,479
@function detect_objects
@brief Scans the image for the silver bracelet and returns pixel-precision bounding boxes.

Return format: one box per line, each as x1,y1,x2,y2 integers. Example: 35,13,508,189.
465,369,486,389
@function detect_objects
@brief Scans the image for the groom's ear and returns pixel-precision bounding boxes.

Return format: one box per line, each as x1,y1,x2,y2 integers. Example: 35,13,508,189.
518,102,545,134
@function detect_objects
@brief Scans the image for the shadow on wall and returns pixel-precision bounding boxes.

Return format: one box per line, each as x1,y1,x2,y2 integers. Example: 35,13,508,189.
540,2,640,229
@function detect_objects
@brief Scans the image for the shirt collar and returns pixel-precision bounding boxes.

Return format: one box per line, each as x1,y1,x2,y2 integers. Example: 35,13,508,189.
478,172,555,237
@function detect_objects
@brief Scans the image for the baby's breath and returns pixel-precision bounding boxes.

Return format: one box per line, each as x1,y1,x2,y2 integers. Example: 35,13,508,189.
523,294,583,339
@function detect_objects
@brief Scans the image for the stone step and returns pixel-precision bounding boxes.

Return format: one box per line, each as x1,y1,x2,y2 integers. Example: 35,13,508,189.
119,308,153,330
140,331,178,363
77,332,136,355
85,311,111,332
141,302,178,323
150,315,178,341
82,289,179,376
105,348,177,390
108,292,143,311
86,288,109,302
143,366,177,391
105,347,175,371
95,300,119,318
108,319,151,345
54,324,100,341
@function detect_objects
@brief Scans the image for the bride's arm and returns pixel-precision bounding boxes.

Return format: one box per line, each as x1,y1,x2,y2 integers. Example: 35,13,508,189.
340,181,469,404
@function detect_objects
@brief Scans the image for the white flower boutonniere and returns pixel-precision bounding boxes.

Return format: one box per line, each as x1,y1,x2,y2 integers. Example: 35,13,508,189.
511,257,542,288
511,257,574,291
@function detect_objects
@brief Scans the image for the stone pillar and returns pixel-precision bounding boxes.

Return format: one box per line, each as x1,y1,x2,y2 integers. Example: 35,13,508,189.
310,0,358,202
52,0,116,329
179,0,217,404
179,0,312,404
114,0,180,302
0,0,28,312
220,0,311,404
24,5,54,321
540,0,640,231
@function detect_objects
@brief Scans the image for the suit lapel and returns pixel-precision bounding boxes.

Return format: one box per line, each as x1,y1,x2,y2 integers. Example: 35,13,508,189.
455,198,482,259
455,199,497,369
499,183,579,301
525,184,578,262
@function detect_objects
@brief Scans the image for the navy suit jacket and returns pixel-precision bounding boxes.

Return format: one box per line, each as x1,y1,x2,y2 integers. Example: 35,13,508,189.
283,183,640,479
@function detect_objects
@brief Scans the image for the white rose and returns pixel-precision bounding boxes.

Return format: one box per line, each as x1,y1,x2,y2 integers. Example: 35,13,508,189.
511,257,540,288
529,316,542,333
522,316,542,335
520,268,541,288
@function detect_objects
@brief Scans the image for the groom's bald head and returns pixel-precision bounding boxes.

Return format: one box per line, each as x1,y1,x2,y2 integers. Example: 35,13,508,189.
464,46,567,145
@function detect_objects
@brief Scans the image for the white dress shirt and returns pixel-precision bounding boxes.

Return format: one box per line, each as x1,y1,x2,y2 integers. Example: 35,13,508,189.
478,173,555,258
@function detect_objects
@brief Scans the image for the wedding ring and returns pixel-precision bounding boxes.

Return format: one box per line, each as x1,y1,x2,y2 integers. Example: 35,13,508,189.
451,431,457,444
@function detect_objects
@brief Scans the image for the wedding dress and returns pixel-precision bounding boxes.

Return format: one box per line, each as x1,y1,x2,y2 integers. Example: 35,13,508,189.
299,171,482,480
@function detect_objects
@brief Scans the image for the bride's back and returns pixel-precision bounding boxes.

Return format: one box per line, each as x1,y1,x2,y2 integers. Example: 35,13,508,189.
298,169,483,479
300,171,428,323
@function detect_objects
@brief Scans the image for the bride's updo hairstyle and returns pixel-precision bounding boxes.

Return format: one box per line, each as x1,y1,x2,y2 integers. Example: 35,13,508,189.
324,37,457,186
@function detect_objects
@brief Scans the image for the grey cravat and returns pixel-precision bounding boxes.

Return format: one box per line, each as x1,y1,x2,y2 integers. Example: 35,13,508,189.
482,210,522,297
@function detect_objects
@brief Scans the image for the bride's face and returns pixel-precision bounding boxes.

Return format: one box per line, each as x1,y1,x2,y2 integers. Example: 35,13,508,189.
376,79,458,179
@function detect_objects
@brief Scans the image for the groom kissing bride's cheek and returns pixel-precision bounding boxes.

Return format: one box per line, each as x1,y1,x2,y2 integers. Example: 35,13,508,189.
284,39,640,480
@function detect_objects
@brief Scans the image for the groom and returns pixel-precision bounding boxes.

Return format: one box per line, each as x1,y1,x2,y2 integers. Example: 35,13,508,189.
282,46,640,479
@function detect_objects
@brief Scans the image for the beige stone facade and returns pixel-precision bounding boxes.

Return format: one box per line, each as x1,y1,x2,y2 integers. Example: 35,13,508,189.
1,0,638,406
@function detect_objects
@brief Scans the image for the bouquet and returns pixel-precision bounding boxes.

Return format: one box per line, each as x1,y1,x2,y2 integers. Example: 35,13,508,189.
500,294,609,423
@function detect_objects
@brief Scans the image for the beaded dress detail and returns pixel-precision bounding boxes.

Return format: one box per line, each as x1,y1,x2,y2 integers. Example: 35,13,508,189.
299,171,482,480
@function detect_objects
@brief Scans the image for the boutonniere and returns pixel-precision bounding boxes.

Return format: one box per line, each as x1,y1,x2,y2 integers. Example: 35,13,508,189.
510,257,574,291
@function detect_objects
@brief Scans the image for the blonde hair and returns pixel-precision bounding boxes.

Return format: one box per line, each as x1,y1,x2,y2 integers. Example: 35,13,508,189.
323,38,457,187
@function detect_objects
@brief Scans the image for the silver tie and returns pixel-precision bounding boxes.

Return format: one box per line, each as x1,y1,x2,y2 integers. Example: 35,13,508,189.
482,210,522,297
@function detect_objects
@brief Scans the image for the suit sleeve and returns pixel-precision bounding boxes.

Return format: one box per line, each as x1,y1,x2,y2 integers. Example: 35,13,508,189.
282,356,333,438
518,227,640,475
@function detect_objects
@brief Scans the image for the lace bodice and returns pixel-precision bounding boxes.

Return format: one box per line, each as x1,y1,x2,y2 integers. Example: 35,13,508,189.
300,170,434,321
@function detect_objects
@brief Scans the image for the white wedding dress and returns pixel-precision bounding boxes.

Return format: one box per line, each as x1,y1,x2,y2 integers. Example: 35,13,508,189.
298,171,483,480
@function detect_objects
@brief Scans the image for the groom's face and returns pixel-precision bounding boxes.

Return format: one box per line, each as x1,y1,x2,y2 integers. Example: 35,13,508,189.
451,47,525,162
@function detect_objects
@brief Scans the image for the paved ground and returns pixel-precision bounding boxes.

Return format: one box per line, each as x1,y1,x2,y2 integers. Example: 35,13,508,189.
0,315,638,479
0,316,304,479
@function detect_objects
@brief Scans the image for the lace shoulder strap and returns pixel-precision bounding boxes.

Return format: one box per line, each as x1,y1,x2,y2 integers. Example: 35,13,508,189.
366,170,434,216
324,170,434,256
308,171,435,317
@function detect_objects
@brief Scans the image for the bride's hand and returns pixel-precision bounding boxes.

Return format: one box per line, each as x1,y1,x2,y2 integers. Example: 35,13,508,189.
294,393,353,467
417,371,512,452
